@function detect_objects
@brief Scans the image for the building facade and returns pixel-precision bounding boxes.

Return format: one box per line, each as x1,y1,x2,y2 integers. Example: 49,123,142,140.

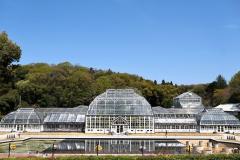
1,89,240,134
153,107,201,132
173,91,203,108
0,106,88,132
85,89,154,134
199,108,240,133
215,103,240,116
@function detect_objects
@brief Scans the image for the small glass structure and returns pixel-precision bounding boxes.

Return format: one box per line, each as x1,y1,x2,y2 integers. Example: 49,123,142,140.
0,106,88,132
85,89,154,134
0,108,42,132
200,109,240,133
215,103,240,116
41,106,88,132
153,106,202,132
173,91,203,108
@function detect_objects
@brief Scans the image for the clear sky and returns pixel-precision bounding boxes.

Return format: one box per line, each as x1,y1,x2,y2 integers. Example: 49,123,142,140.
1,0,240,84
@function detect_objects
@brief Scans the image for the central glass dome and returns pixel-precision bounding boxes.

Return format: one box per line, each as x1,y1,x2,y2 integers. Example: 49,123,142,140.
87,89,153,115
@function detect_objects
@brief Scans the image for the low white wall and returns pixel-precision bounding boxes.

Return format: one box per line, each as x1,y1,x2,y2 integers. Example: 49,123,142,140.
0,127,42,132
200,129,240,133
154,129,197,133
85,128,154,134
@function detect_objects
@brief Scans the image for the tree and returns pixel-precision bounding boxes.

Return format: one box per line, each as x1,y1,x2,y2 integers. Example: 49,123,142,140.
228,71,240,103
192,85,206,96
0,32,21,83
212,88,230,106
89,67,95,73
0,32,21,115
215,75,227,89
161,80,166,85
0,90,20,115
229,89,240,103
159,84,180,107
154,80,157,85
229,71,240,89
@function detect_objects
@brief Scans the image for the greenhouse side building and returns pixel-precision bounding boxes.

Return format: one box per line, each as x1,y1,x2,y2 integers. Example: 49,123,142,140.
0,106,88,132
153,107,202,132
199,108,240,133
0,108,42,132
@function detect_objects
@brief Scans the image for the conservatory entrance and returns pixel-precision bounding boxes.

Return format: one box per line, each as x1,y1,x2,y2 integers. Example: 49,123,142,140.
111,117,129,134
217,126,224,133
17,125,24,131
117,125,124,133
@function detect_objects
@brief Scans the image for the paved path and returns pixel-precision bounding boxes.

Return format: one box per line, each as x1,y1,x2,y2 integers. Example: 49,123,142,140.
0,153,161,158
0,132,237,147
213,139,240,146
0,138,30,144
0,132,227,142
19,132,224,139
22,134,222,140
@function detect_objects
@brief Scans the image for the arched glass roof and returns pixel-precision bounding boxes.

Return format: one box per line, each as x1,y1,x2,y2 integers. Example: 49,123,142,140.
1,108,42,124
87,89,153,115
152,106,203,115
200,109,240,125
1,106,89,125
36,106,88,123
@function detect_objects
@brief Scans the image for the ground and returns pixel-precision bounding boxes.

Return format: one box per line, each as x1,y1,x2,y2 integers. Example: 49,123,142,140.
0,132,239,158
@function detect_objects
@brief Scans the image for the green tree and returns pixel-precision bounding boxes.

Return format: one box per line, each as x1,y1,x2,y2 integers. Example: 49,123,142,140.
159,84,179,107
229,89,240,103
228,71,240,103
0,32,21,115
212,88,230,106
204,75,228,106
0,32,21,83
161,80,166,85
229,71,240,89
215,75,227,89
154,80,157,85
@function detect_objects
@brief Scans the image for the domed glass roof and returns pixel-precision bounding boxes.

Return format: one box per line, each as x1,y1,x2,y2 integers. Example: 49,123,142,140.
1,108,42,124
87,89,153,115
200,109,240,125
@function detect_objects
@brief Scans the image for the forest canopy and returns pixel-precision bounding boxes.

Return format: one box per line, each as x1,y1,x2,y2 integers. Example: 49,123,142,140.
1,32,240,116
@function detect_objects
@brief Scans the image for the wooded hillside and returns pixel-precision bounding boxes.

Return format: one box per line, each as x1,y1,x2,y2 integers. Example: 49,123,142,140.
1,32,240,115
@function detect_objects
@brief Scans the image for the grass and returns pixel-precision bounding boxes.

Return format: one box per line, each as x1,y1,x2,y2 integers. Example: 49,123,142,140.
2,155,240,160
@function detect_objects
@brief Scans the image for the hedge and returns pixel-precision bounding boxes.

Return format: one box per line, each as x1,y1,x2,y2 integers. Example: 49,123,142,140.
3,155,240,160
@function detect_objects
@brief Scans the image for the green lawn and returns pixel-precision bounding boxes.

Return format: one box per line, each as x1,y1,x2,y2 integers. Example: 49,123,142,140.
3,155,240,160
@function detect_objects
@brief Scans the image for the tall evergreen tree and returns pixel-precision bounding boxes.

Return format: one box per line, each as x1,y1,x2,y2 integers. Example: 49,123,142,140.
215,75,227,89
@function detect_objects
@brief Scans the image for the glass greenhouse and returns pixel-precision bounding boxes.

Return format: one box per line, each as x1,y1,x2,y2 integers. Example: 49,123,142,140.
0,108,42,132
173,91,203,108
200,109,240,133
1,89,240,134
0,106,88,132
153,106,202,132
85,89,154,134
41,106,88,132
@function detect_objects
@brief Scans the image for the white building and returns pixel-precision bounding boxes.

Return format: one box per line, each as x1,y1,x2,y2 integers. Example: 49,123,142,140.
0,106,88,132
215,103,240,116
173,91,203,108
199,108,240,133
1,89,240,134
153,107,201,132
85,89,154,134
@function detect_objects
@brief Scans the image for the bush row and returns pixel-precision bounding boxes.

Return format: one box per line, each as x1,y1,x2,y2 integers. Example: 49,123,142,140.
4,154,240,160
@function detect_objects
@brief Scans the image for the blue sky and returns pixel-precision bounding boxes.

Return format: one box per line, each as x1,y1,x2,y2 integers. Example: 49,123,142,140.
1,0,240,84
